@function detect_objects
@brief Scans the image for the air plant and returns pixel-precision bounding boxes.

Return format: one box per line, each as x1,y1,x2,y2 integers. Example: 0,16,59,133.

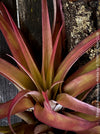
0,0,100,134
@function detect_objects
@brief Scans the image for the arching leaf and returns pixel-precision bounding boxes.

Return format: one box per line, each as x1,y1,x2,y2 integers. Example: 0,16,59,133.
34,103,99,132
63,69,100,97
57,93,100,116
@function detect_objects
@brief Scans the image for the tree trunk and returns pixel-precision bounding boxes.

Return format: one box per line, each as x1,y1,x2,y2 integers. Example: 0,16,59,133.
62,0,100,105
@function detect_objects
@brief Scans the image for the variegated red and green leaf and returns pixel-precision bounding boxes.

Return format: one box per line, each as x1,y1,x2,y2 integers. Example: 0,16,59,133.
0,96,33,120
46,0,65,88
0,3,43,90
65,55,100,84
52,0,65,71
0,123,35,134
7,90,42,133
0,58,35,90
0,13,29,70
0,2,14,28
70,112,100,122
63,68,100,97
16,111,37,125
41,0,52,86
54,29,100,82
34,102,99,132
34,124,50,134
77,126,100,134
57,93,100,116
46,24,63,88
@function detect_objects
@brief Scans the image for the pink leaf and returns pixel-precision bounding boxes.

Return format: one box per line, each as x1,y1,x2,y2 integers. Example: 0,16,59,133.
54,29,100,82
46,24,63,87
0,58,34,90
0,96,34,119
63,69,100,97
52,0,57,34
0,2,13,28
34,103,99,132
0,3,43,90
7,54,42,91
52,0,66,71
77,126,100,134
7,90,42,134
57,93,100,116
41,0,53,84
42,91,51,110
65,55,100,84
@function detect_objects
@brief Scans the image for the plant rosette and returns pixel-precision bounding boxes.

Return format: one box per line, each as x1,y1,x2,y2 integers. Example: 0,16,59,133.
0,0,100,134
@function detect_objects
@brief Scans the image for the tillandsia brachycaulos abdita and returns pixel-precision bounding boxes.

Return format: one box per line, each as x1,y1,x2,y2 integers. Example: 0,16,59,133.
0,0,100,134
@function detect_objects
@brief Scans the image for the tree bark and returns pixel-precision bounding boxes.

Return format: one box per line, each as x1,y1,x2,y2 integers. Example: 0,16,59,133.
62,0,100,105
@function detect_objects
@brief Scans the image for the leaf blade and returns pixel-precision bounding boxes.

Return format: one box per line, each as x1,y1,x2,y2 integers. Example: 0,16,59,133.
7,90,42,133
0,58,34,90
34,103,99,132
41,0,53,85
0,4,43,90
54,29,100,82
65,55,100,84
0,96,34,119
63,68,100,97
57,93,100,116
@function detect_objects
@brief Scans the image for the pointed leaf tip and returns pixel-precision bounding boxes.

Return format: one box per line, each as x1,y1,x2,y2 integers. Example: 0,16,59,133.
42,0,53,81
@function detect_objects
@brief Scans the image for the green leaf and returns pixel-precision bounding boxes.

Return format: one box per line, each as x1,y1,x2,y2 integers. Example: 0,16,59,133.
63,68,100,97
34,103,99,132
0,123,23,134
57,93,100,116
0,58,34,90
